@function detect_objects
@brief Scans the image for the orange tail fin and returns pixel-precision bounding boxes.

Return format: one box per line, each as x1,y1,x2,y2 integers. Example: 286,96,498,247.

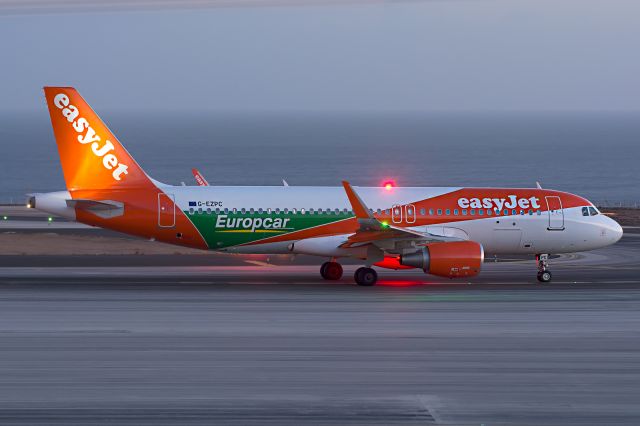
44,87,151,192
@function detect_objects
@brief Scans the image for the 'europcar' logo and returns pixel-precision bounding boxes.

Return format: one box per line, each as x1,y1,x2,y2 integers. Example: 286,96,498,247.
215,215,292,233
53,93,129,181
457,195,541,211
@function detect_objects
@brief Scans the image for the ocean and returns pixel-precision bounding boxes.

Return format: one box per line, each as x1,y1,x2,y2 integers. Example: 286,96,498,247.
1,111,638,205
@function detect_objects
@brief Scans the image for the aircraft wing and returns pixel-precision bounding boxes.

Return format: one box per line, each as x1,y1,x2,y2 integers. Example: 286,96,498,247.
340,181,463,250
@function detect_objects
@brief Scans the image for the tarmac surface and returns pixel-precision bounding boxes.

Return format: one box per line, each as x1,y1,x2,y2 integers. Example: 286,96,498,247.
0,235,639,424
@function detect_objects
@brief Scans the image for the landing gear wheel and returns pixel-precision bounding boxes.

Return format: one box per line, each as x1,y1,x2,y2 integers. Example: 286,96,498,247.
537,270,552,283
320,261,343,280
536,254,552,283
354,267,378,286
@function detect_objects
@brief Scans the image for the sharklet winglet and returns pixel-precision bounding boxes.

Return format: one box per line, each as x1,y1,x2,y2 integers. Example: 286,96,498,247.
342,181,375,220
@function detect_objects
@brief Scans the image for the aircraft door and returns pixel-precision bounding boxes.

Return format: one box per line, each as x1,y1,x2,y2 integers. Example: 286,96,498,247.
405,204,416,224
158,193,176,228
545,196,564,230
391,204,403,224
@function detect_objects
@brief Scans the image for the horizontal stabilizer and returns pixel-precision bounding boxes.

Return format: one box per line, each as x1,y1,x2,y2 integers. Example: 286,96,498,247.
66,199,124,218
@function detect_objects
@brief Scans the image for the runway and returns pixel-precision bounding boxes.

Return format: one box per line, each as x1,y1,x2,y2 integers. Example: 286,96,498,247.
0,236,639,424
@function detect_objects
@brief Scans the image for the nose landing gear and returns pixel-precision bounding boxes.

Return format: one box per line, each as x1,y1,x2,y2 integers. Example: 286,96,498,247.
536,254,552,283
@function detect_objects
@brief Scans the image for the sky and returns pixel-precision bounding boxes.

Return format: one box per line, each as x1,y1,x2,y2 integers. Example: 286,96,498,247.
0,0,639,112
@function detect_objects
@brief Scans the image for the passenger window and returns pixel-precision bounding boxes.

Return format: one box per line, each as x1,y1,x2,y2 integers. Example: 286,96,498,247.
470,209,475,215
503,210,509,215
437,209,442,215
301,208,305,214
454,209,459,215
189,208,194,215
420,208,426,215
589,207,599,216
445,209,451,215
206,208,211,214
429,209,434,215
487,209,492,216
537,210,542,215
582,207,590,216
512,209,517,215
462,209,468,216
478,209,484,216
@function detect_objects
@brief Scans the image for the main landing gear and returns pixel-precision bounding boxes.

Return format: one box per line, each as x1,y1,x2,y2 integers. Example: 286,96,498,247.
320,261,343,281
319,261,378,286
354,267,378,286
536,254,552,283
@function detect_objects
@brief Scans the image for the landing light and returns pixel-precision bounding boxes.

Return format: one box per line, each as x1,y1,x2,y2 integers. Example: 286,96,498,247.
2,216,7,220
48,217,53,222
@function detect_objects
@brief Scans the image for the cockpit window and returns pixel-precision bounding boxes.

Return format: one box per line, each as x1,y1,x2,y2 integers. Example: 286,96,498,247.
582,207,589,216
589,206,599,216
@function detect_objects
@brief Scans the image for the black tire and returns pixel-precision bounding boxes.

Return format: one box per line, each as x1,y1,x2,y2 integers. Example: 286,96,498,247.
325,262,343,280
320,262,329,279
321,262,343,280
355,267,377,286
537,270,552,283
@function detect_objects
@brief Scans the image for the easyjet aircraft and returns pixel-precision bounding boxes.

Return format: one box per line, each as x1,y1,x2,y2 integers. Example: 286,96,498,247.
192,168,209,186
30,87,623,286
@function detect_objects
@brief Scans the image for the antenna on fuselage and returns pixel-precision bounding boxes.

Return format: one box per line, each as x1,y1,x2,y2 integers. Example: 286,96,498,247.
536,181,542,189
282,179,289,187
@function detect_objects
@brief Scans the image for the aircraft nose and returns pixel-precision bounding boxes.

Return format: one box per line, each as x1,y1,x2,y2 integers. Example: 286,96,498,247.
606,216,623,244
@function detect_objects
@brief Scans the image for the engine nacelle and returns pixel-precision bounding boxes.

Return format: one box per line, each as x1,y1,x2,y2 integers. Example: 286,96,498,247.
400,241,484,278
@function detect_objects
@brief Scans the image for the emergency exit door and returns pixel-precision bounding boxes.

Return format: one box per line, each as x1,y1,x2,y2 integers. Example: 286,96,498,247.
158,193,176,228
545,196,564,230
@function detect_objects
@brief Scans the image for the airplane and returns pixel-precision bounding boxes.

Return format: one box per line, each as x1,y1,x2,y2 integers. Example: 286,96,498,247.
29,87,624,286
191,168,289,188
192,168,210,186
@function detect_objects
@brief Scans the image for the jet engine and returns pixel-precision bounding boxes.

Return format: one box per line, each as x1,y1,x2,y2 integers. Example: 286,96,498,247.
399,241,484,278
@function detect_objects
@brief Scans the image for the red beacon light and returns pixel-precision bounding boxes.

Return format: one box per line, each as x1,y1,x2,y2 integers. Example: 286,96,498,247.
383,180,395,191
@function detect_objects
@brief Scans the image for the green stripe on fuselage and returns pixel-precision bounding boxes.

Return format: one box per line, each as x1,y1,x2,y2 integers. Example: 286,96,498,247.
185,211,353,249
